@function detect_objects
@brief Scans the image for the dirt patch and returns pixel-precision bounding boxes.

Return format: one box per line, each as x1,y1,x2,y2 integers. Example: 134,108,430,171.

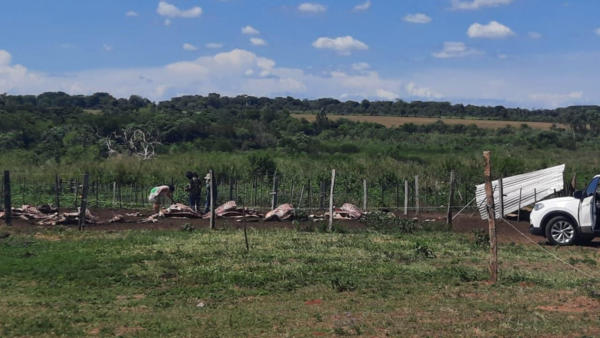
537,296,600,313
133,294,145,300
87,328,100,336
114,327,145,336
305,299,323,306
34,233,61,241
10,208,598,248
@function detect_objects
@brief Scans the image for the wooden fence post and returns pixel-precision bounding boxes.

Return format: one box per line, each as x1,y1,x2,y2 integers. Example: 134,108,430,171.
243,200,249,252
229,177,234,201
78,172,90,231
483,151,498,284
55,173,60,210
447,171,454,228
3,171,11,226
381,181,385,208
118,184,122,209
363,179,367,211
328,169,336,231
424,181,428,213
415,176,420,216
498,178,504,218
307,179,312,210
319,180,325,209
95,177,99,208
517,188,523,223
290,180,295,205
210,170,216,230
298,185,305,209
404,180,408,216
74,178,79,208
271,176,279,210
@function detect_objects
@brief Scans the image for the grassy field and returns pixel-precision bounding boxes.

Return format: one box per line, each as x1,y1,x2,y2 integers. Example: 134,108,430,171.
1,222,600,337
293,114,563,130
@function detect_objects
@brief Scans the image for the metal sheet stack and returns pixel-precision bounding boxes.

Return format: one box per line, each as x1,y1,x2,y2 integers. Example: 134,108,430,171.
475,164,566,220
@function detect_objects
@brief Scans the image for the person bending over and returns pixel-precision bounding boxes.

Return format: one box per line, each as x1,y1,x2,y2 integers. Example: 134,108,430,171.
148,185,175,213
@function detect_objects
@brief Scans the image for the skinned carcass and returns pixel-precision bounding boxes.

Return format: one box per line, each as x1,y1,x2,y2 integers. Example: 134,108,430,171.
264,204,295,222
310,203,364,221
203,201,262,219
162,203,202,218
38,208,98,226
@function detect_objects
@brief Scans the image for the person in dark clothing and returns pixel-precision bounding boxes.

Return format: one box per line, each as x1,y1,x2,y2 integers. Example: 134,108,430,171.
185,172,202,211
203,173,218,213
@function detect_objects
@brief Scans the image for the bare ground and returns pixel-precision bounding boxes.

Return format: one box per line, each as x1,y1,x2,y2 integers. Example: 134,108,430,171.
3,207,582,246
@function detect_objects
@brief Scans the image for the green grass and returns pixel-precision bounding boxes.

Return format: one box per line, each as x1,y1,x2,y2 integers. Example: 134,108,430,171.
1,224,600,337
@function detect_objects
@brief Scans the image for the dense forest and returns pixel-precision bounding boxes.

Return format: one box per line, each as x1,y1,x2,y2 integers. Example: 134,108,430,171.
2,91,600,186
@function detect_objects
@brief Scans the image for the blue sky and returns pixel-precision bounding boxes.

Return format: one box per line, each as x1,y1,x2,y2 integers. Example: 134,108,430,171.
0,0,599,108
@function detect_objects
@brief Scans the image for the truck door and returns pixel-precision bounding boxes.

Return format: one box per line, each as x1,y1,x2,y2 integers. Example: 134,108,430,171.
579,177,599,230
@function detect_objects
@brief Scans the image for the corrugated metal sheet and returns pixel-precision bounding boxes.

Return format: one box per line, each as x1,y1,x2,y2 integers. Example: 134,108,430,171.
475,164,565,220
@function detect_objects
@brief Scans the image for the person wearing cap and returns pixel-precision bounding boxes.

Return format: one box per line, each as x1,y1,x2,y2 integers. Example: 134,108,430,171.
185,172,202,211
148,185,176,213
203,173,218,213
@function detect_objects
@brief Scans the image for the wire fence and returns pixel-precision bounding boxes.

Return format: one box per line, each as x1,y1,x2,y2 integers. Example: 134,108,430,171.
1,170,487,214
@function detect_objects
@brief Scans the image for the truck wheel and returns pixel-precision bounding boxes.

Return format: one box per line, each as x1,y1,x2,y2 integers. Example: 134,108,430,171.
545,216,578,246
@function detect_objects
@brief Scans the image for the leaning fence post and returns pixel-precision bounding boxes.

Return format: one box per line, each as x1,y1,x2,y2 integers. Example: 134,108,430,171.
363,179,368,211
3,171,11,226
243,200,249,252
210,170,216,230
415,176,420,216
78,172,90,231
447,171,455,228
328,169,336,231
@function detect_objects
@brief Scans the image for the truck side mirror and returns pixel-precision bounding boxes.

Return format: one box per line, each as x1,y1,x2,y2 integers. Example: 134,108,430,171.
573,190,584,200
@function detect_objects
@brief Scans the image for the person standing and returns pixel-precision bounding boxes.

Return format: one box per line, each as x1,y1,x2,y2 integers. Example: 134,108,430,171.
185,172,202,211
148,185,175,213
203,173,218,213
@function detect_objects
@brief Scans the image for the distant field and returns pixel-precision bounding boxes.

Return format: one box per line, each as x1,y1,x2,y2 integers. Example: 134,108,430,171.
293,114,563,130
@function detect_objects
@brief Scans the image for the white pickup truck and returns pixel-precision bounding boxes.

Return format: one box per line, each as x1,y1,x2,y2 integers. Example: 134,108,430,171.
530,176,599,245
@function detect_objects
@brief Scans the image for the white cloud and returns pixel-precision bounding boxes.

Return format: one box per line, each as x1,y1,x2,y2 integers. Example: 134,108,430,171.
206,43,223,49
376,89,398,100
432,42,484,58
250,38,267,46
403,13,432,24
528,32,542,39
242,25,260,35
126,11,139,17
529,91,584,107
312,36,369,55
406,83,443,99
157,1,202,18
498,54,508,59
103,44,114,52
298,3,327,13
183,43,198,51
595,28,600,36
0,50,12,66
353,1,371,11
165,19,171,26
3,48,598,109
451,0,513,10
352,62,371,71
468,21,515,39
